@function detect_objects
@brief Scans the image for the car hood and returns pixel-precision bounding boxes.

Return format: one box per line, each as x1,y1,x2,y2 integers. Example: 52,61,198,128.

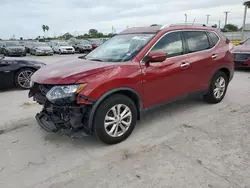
59,46,73,49
6,46,24,49
233,45,250,53
36,46,52,50
31,59,118,84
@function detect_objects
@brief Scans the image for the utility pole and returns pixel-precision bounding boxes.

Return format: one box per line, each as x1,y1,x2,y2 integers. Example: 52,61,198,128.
206,15,210,25
184,14,187,24
218,20,221,28
224,11,230,28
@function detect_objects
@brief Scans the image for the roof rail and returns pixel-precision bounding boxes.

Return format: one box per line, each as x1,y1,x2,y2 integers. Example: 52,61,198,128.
170,23,206,27
160,23,206,30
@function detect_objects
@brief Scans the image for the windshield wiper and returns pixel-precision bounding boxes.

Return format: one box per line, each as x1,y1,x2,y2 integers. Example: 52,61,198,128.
89,58,103,62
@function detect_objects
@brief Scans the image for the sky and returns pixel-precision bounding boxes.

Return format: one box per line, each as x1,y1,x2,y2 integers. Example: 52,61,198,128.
0,0,247,39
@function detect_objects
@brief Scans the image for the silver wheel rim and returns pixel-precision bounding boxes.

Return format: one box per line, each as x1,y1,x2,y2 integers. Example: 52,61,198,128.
213,77,226,99
17,70,33,88
104,104,132,137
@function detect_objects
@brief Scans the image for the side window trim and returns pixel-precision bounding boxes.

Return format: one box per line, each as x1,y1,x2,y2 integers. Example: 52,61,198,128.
205,31,214,48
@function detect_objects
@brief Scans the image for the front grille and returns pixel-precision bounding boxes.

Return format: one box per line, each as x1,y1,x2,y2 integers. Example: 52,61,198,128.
233,53,250,61
66,48,73,50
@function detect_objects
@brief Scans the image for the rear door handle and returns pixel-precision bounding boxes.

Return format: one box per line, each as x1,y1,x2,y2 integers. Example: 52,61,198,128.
211,54,217,59
180,62,190,68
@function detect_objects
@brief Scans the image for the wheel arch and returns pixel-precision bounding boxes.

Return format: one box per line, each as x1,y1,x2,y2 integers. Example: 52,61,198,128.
211,66,231,84
87,87,143,132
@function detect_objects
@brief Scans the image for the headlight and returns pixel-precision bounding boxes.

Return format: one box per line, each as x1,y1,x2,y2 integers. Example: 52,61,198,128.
46,84,87,102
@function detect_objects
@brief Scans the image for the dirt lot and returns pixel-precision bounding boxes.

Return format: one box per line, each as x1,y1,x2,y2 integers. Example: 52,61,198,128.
0,55,250,188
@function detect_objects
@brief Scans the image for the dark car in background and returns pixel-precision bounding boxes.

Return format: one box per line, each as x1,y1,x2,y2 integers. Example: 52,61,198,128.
0,42,6,54
3,42,26,56
0,56,45,89
30,42,54,56
68,39,92,53
233,38,250,68
88,38,108,50
24,41,37,53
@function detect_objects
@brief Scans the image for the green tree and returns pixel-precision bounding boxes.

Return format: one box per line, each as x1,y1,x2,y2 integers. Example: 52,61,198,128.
89,29,98,35
224,24,238,32
42,25,46,37
45,25,50,37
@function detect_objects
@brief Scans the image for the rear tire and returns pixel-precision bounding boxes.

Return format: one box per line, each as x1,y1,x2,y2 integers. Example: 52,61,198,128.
94,94,137,145
203,71,228,104
15,68,35,89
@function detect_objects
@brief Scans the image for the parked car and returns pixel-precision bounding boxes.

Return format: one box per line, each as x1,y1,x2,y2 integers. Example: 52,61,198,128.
0,55,45,89
69,39,92,53
29,24,234,144
30,42,53,56
232,38,250,68
0,42,6,54
53,42,75,54
3,42,26,57
88,38,105,50
24,41,36,53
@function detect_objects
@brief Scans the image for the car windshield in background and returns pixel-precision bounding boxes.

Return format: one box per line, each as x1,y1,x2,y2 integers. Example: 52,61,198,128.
85,34,155,62
58,42,70,46
35,43,49,47
80,40,90,44
6,42,22,47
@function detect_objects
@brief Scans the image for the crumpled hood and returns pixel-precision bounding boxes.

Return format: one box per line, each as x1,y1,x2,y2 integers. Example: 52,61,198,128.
233,45,250,53
31,58,118,84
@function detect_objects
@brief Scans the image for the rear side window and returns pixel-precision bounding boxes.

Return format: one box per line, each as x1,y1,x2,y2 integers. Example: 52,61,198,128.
184,31,210,53
207,32,219,47
151,32,184,58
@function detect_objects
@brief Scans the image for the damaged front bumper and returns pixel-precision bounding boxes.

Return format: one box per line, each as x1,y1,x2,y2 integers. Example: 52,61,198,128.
29,83,93,136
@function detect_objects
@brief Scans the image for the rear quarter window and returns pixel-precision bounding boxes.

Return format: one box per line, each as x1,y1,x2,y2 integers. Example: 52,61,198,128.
207,32,219,47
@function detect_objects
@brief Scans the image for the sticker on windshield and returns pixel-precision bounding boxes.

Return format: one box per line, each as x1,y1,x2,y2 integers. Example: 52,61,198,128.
132,35,151,41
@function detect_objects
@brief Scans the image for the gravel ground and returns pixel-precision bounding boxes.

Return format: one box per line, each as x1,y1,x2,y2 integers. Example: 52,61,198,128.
0,55,250,188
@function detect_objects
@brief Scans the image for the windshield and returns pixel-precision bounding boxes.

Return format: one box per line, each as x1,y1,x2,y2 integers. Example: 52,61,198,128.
35,43,49,47
58,42,70,46
6,42,22,47
85,34,154,62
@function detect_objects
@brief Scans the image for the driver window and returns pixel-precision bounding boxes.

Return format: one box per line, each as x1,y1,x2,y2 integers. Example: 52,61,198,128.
150,32,184,58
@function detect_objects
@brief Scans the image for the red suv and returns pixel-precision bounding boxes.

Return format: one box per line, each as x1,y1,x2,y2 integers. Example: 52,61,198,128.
29,24,234,144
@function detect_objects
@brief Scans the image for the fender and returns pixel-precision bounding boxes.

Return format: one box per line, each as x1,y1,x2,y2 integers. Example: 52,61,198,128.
87,87,143,132
210,66,233,84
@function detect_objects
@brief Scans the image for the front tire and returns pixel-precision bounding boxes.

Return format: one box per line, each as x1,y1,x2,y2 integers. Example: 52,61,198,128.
94,94,137,145
203,71,228,104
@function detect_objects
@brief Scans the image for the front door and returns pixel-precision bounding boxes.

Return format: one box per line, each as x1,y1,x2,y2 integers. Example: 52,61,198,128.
140,31,193,108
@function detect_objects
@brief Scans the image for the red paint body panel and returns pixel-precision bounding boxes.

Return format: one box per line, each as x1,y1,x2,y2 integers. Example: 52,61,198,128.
31,25,234,109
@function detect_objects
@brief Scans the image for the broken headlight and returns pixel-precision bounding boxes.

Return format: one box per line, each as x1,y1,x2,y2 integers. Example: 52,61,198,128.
46,84,87,102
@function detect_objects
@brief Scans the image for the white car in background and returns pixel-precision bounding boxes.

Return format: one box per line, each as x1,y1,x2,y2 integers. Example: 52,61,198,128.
53,42,75,54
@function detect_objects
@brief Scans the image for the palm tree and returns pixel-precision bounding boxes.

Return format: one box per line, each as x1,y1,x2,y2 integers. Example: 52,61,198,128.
42,25,46,37
45,25,50,37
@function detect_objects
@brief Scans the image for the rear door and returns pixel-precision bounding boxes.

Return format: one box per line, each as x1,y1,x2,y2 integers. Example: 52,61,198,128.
183,30,217,91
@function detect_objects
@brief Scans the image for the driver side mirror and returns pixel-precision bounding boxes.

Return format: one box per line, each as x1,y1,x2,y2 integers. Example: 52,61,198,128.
239,41,244,45
78,54,87,59
144,51,167,63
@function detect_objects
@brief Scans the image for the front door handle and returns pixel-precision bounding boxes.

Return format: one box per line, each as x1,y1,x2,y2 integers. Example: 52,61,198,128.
180,62,190,68
211,54,217,59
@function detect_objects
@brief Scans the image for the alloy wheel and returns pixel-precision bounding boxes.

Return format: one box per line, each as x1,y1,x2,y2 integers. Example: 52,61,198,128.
104,104,132,137
17,70,33,89
213,76,226,99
